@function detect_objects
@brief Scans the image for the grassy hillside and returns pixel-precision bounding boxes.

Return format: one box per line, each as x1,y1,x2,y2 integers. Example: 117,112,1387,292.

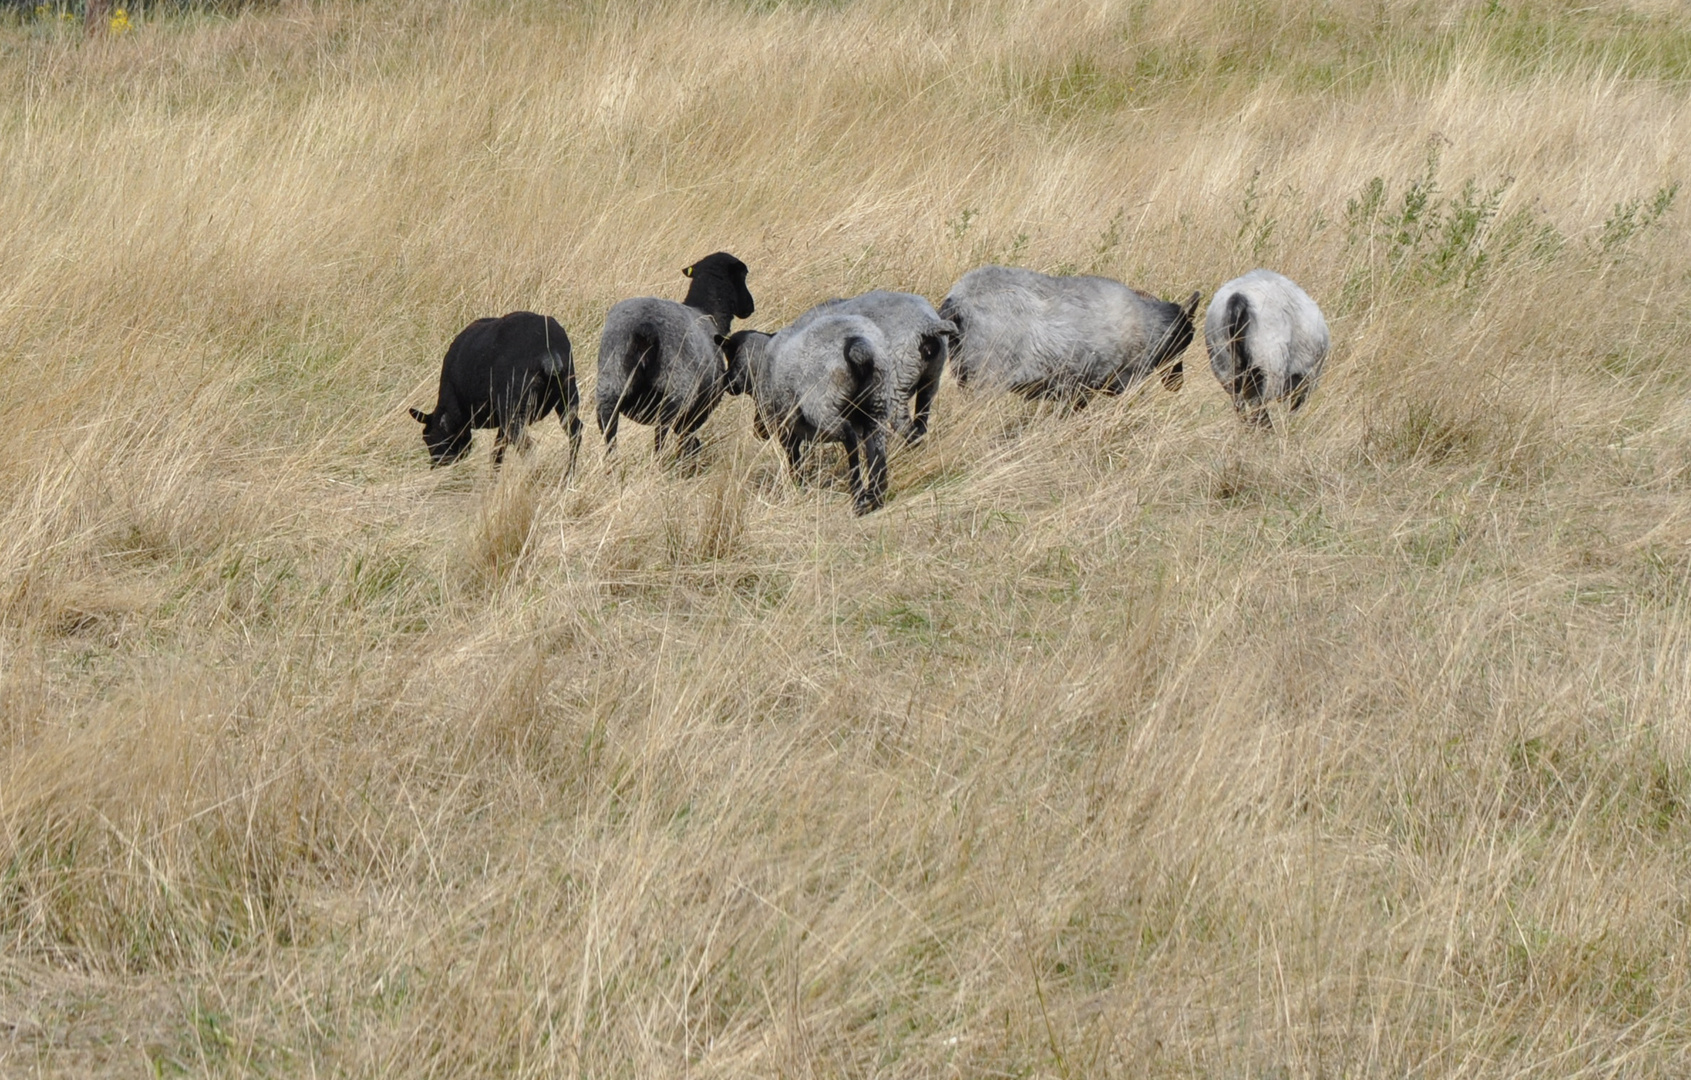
3,0,1691,1074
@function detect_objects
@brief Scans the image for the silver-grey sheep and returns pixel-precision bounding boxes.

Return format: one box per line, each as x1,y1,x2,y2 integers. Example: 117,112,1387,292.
938,265,1199,403
1204,269,1329,430
721,314,890,515
595,251,754,459
785,290,955,445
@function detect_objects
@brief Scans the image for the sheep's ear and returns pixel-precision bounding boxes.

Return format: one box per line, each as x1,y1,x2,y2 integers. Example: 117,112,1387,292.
409,407,430,424
682,265,693,278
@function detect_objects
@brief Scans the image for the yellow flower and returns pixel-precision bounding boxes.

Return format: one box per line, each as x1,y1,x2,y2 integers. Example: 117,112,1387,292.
109,7,130,34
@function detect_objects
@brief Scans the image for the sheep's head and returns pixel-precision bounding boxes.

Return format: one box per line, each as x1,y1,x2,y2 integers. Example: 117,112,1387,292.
683,251,755,322
718,329,769,397
409,406,472,466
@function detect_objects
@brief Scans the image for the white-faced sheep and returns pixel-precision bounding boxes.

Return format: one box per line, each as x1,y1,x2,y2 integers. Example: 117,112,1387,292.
721,314,890,515
1204,269,1329,430
939,265,1199,403
409,311,579,468
785,290,955,445
595,251,754,459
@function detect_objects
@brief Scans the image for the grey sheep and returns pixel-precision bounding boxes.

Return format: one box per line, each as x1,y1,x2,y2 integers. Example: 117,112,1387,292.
1204,269,1330,430
785,290,955,445
595,251,754,459
939,265,1199,403
721,314,890,515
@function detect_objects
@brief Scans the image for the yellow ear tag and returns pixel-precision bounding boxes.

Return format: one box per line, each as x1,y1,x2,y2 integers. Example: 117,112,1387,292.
683,266,693,277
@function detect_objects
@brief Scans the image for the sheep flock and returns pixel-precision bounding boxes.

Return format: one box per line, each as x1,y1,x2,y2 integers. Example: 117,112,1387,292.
412,254,1330,515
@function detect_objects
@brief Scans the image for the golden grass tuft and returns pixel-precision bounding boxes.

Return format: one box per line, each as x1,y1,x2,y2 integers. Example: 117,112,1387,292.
5,0,1691,1074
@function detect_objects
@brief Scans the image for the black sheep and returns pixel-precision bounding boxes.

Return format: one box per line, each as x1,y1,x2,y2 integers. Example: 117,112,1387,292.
409,311,581,467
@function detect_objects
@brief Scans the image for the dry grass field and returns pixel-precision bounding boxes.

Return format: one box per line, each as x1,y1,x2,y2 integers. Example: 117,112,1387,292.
3,0,1691,1074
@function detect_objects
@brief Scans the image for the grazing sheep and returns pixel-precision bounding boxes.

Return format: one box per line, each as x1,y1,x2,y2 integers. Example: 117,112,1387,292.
595,251,754,459
786,290,955,445
721,314,890,515
1204,269,1329,430
408,311,579,468
939,265,1199,403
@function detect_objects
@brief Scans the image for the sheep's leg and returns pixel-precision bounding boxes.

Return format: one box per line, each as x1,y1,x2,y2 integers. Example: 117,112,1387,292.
780,426,808,484
1233,363,1272,430
1236,400,1274,431
1234,365,1266,407
560,381,583,472
671,414,707,475
1285,372,1310,412
843,429,863,505
1161,357,1184,391
502,417,531,457
601,411,620,456
846,427,887,515
908,371,942,445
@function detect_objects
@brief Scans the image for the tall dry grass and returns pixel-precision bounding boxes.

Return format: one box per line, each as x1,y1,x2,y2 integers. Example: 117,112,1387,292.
3,0,1691,1074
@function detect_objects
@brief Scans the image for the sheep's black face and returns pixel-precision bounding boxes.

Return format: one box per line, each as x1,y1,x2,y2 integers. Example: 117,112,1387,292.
682,251,755,320
730,267,755,319
410,407,472,466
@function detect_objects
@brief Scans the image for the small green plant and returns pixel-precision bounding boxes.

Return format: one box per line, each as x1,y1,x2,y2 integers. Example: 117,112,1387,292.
1235,169,1278,261
1344,175,1387,249
947,207,977,242
1600,181,1679,254
1380,144,1446,271
1428,176,1510,285
1342,142,1515,294
1088,208,1124,271
1006,231,1030,264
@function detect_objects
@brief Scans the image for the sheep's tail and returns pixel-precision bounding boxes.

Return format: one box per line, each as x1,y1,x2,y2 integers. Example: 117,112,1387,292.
936,297,967,384
597,320,662,436
625,323,662,376
1223,291,1257,398
1149,289,1199,391
919,319,956,368
540,315,570,377
842,335,881,428
611,322,662,405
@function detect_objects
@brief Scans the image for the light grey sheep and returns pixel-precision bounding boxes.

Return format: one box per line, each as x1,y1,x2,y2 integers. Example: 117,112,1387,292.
721,314,890,515
938,265,1199,403
1204,269,1329,430
595,252,754,460
786,290,955,445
